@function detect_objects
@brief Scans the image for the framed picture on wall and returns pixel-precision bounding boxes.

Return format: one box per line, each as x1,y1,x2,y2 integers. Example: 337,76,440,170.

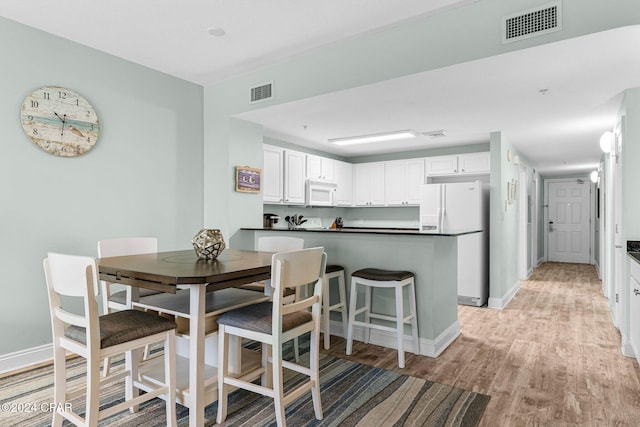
235,166,261,193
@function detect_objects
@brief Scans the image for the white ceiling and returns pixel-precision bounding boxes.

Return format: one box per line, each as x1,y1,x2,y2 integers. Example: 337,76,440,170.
2,1,639,175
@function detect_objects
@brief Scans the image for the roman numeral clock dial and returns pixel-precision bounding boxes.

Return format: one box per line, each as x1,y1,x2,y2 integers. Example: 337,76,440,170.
20,86,100,157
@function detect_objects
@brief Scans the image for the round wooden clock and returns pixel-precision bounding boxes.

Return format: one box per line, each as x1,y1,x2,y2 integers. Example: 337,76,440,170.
20,86,100,157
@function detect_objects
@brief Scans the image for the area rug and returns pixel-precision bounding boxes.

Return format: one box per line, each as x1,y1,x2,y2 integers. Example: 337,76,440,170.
0,351,489,427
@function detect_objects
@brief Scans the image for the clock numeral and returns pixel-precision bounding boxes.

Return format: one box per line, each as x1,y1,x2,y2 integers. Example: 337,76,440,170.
43,92,50,100
86,110,92,118
27,115,33,121
87,136,91,143
58,91,67,100
30,100,39,108
32,128,39,136
76,99,79,106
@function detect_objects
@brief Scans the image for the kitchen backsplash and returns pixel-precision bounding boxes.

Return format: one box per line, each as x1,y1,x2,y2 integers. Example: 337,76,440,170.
263,205,420,229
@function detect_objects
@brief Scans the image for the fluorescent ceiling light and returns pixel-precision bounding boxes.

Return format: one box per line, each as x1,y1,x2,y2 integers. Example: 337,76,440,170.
329,130,418,146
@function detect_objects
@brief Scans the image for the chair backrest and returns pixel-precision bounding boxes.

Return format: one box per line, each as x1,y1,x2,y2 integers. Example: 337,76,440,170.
44,253,101,351
257,236,304,253
97,237,158,312
271,247,326,311
97,237,158,258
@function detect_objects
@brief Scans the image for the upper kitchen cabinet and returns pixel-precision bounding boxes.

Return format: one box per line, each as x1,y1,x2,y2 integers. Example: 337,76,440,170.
353,162,385,206
425,152,490,177
385,158,425,206
306,154,335,181
284,150,306,205
263,145,284,204
334,160,353,206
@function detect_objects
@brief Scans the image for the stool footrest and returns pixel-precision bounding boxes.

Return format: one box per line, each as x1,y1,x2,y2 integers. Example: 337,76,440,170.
350,320,398,334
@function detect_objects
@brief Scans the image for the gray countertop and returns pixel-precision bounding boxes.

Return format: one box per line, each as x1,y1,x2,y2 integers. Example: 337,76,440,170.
241,227,482,237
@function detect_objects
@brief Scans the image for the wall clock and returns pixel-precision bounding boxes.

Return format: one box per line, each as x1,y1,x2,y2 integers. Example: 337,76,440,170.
20,86,100,157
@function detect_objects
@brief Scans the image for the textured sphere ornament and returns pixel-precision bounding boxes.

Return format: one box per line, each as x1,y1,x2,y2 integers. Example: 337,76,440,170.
192,229,226,260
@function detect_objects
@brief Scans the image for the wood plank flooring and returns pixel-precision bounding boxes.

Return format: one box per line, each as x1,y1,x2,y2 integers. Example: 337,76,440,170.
323,262,640,426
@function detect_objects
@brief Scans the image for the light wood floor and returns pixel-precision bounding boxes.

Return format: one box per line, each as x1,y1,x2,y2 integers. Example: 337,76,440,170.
323,262,640,426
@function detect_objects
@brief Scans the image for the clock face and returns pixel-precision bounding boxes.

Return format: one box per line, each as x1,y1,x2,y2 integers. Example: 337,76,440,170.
20,86,100,157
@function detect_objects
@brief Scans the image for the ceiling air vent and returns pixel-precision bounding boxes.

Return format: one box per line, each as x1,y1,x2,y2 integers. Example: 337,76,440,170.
422,130,446,139
250,81,273,104
502,1,562,44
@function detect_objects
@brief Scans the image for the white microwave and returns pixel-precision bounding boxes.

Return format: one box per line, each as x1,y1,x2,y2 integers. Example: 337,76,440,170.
305,179,337,206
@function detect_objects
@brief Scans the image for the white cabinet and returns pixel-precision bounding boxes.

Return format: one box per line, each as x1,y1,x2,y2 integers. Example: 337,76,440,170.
630,258,640,365
385,158,425,206
458,152,491,174
263,145,284,204
425,152,490,177
306,155,335,181
334,160,353,206
283,150,306,205
354,162,385,206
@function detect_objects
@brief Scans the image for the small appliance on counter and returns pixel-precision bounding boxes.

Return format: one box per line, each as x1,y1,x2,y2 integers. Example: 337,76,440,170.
263,213,280,229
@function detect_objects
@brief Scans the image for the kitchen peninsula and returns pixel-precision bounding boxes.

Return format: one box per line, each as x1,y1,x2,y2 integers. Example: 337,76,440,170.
232,227,481,357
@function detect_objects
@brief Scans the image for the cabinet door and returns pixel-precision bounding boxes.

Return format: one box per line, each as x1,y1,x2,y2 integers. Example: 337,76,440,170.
321,157,335,181
306,155,322,179
425,155,458,176
384,160,405,206
631,262,640,362
262,145,283,204
404,158,425,205
335,160,353,206
284,150,306,205
353,163,371,206
369,162,386,206
459,152,490,174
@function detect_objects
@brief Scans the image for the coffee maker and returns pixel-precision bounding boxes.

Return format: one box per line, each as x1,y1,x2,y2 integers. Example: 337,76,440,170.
263,213,280,228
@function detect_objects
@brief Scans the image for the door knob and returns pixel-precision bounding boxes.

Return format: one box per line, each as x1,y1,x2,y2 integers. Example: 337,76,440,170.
548,221,554,232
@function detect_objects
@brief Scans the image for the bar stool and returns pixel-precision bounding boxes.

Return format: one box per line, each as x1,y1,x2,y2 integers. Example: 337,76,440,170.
346,268,419,368
322,265,348,350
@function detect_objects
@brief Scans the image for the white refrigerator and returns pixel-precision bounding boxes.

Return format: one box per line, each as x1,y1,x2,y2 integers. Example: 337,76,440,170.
419,180,489,306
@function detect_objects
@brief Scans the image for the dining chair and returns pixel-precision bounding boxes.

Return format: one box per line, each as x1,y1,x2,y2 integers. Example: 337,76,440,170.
217,247,327,427
44,252,177,427
242,236,305,360
98,237,161,375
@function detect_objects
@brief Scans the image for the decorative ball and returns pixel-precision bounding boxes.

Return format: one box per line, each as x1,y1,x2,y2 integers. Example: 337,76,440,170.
192,229,226,260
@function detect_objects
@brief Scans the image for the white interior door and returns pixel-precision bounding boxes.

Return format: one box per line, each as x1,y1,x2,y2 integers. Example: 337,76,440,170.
548,180,591,263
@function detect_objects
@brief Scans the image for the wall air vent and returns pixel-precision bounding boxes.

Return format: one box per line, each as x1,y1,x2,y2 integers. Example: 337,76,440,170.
250,81,273,103
502,1,562,44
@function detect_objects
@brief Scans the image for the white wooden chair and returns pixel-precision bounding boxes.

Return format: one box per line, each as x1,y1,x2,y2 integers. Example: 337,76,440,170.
98,237,161,375
217,247,327,427
242,236,305,360
43,252,177,427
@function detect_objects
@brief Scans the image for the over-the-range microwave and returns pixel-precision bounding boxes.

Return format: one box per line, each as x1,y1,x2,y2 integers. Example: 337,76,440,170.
305,179,337,206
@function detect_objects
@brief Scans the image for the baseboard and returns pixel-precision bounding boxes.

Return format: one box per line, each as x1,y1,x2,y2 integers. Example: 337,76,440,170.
536,257,545,267
0,344,53,375
595,262,601,279
622,336,635,359
332,319,461,358
526,267,533,279
488,279,520,310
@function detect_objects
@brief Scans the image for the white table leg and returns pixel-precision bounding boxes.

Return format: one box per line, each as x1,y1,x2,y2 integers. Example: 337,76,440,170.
189,285,205,427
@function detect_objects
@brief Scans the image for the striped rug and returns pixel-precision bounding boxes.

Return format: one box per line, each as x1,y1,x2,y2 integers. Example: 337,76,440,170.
0,350,489,426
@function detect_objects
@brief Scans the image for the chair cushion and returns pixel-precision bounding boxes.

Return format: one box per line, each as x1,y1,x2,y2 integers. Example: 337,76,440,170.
325,264,344,274
109,288,163,305
352,268,414,281
239,283,296,297
65,310,177,349
217,301,312,335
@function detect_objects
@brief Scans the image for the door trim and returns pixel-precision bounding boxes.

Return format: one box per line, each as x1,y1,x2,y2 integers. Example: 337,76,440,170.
543,177,595,264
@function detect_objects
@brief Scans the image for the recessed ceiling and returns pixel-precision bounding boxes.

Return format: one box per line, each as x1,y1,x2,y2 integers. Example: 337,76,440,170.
2,2,639,176
238,26,640,175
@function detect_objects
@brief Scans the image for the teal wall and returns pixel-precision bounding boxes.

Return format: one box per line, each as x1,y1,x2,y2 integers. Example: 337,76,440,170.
0,18,204,354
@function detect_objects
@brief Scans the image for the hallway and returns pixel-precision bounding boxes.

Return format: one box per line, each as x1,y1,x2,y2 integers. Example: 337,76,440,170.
325,262,640,425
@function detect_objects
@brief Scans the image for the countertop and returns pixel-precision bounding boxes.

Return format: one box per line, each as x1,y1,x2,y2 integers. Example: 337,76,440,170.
627,240,640,263
242,227,482,237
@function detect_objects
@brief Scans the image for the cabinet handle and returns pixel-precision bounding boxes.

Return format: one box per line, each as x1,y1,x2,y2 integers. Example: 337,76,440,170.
454,169,457,172
461,169,465,172
635,288,640,296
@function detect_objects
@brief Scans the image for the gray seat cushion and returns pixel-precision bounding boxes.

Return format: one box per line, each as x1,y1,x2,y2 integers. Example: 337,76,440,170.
352,268,414,281
217,301,312,335
65,310,177,349
325,264,344,274
109,288,163,305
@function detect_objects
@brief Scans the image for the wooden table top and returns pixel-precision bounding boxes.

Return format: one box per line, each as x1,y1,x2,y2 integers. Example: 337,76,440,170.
97,249,273,293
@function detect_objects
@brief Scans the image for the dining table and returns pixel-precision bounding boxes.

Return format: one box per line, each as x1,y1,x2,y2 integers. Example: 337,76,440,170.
97,248,274,427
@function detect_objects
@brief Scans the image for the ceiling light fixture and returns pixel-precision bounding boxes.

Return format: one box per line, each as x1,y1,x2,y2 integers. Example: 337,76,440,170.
590,170,599,183
599,131,613,153
329,130,418,146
